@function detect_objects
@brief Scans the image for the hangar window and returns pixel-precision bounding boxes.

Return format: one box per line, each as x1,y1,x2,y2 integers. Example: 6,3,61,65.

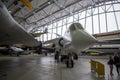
107,13,117,31
100,14,106,33
86,17,92,34
116,12,120,30
57,20,62,27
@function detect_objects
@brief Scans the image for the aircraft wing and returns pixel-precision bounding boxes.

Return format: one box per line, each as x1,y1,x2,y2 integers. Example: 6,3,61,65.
10,46,24,52
0,1,39,46
43,38,60,44
43,37,73,54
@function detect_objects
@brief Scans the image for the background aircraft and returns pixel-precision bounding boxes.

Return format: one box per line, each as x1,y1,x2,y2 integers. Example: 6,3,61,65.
81,50,103,56
31,28,48,37
0,46,24,56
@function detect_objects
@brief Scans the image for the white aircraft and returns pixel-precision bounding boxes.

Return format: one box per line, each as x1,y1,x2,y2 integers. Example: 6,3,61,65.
0,46,24,56
43,23,99,67
44,23,98,54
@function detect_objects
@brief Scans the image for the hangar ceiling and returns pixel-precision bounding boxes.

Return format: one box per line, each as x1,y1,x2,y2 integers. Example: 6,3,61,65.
3,0,115,32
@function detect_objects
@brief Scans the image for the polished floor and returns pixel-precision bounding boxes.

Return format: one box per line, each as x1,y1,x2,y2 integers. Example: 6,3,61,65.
0,55,120,80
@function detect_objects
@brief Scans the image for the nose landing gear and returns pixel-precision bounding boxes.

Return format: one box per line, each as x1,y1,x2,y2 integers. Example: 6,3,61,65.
66,59,74,68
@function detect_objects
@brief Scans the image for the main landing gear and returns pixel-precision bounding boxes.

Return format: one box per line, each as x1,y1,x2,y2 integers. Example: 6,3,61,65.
66,59,74,68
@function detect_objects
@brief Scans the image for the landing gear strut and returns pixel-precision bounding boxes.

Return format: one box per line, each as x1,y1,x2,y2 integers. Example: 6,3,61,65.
60,55,74,68
66,59,74,68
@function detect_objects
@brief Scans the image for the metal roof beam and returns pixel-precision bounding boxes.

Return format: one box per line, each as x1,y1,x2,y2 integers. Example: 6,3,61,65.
32,0,116,30
29,0,82,24
24,0,55,20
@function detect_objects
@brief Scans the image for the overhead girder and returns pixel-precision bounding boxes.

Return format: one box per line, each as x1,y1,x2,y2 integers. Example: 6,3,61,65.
28,0,82,25
31,0,115,31
5,0,116,32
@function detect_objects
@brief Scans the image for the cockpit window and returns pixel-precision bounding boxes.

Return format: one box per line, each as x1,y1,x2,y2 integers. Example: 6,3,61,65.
69,23,84,32
69,24,76,31
76,23,84,29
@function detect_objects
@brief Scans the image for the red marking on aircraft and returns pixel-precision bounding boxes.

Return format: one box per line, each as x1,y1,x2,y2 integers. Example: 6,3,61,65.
93,32,120,38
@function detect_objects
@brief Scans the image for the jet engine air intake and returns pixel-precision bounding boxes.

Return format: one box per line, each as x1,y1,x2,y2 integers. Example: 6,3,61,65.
58,38,64,47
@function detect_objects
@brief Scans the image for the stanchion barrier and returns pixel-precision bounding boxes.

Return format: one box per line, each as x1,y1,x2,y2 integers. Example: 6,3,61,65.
90,59,105,77
96,61,105,77
90,59,97,72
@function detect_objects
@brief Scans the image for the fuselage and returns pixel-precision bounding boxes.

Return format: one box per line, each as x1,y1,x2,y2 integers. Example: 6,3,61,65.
64,23,97,53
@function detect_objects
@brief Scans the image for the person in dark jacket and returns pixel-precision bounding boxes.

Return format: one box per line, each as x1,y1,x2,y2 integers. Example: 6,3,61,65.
113,53,120,75
108,56,114,76
54,51,60,62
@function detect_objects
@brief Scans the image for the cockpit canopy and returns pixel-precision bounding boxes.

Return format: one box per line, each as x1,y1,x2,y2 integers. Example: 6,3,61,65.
69,23,84,32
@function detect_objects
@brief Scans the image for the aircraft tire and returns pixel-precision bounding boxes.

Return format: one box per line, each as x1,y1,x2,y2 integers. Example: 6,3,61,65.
71,60,74,68
66,60,69,68
17,54,19,56
66,60,74,68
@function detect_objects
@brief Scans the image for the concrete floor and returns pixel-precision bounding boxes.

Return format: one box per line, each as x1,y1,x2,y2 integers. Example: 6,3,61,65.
0,55,120,80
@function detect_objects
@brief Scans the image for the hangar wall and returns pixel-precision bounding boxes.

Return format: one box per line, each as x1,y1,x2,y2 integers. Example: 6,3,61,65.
35,1,120,42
